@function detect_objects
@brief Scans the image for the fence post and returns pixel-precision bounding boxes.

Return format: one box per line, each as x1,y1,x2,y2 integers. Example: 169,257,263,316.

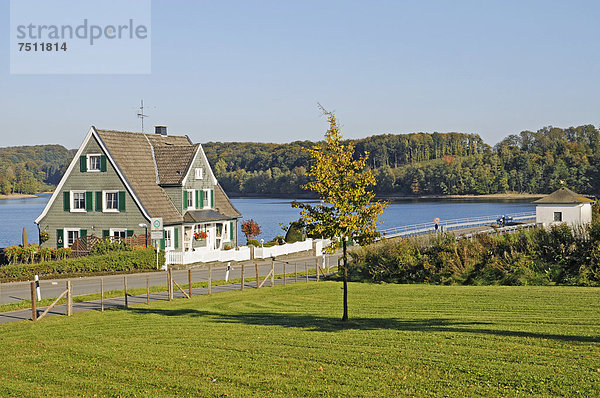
168,268,173,301
30,281,37,321
241,264,245,291
305,262,308,283
270,260,275,287
316,259,320,282
208,264,212,295
66,281,72,316
188,269,193,298
124,276,128,308
146,275,150,305
101,278,104,312
283,263,286,285
255,263,259,289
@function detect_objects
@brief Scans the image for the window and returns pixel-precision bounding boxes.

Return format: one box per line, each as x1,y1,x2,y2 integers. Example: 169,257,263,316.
554,212,562,222
65,228,80,247
203,190,210,209
104,191,119,212
110,228,126,240
87,154,101,171
195,167,203,180
222,222,230,242
71,191,86,212
187,190,194,209
164,227,174,250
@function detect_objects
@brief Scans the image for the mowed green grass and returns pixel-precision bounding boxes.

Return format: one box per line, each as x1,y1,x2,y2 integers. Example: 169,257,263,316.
0,283,599,397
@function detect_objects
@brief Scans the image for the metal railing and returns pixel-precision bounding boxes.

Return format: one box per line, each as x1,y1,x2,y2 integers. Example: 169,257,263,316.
379,211,536,238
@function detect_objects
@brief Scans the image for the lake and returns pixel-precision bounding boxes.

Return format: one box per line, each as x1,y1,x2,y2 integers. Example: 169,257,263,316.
0,195,535,247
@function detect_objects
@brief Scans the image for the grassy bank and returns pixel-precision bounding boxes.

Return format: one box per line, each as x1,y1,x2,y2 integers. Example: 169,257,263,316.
0,283,598,397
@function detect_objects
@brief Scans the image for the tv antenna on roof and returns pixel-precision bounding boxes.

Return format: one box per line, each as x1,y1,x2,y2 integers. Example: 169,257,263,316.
136,100,153,133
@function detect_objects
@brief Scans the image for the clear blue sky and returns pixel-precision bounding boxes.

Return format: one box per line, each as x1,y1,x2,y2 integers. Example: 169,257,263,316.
2,0,600,148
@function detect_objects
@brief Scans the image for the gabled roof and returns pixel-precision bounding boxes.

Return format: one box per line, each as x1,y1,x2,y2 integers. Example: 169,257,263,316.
36,127,240,226
214,183,241,218
154,144,199,185
184,209,231,223
534,187,594,204
96,129,186,223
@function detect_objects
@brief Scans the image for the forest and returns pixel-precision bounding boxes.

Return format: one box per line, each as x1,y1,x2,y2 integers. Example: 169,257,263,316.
203,124,600,196
0,145,75,195
2,124,599,197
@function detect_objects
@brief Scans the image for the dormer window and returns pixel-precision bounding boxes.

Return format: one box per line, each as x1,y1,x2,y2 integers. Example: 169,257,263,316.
195,168,203,180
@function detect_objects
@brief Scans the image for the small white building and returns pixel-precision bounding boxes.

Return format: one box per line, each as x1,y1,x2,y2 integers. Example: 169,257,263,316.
534,188,594,227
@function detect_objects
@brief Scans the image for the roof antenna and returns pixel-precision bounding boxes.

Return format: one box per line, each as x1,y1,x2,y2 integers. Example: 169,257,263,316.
136,100,149,133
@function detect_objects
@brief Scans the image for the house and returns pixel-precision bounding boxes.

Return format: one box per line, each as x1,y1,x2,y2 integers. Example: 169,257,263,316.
534,187,594,227
35,126,241,254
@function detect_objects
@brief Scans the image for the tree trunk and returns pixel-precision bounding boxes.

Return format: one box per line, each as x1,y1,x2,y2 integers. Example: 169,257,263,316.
342,238,348,322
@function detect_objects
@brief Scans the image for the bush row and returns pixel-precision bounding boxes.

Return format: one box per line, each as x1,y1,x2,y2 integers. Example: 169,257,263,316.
0,248,164,282
349,223,600,286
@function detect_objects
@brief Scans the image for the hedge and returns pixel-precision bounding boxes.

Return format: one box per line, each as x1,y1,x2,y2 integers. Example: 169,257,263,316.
0,248,164,282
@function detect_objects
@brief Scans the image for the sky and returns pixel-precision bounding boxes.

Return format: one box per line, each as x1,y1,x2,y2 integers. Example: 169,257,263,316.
2,0,600,148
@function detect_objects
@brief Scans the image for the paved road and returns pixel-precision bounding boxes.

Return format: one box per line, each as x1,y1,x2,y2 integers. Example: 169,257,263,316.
0,253,340,324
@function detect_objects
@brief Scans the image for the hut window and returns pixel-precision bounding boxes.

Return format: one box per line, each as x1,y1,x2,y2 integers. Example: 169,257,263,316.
553,212,562,222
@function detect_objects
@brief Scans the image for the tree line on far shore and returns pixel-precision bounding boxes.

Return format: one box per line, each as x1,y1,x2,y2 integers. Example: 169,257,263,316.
203,124,600,196
2,124,599,197
0,145,75,195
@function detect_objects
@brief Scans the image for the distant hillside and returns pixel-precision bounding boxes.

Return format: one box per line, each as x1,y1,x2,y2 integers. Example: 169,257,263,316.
0,145,76,195
203,125,600,197
4,124,599,198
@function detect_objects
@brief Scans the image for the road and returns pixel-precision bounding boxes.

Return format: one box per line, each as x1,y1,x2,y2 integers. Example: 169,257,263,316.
0,253,340,324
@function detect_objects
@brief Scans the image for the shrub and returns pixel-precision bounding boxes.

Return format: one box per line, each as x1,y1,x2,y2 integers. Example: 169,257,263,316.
90,239,132,255
55,247,72,260
0,248,164,282
3,246,21,264
38,247,53,262
285,221,304,243
247,239,260,247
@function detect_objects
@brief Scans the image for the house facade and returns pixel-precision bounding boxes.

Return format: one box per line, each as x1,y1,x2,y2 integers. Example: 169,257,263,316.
534,187,594,227
35,126,241,253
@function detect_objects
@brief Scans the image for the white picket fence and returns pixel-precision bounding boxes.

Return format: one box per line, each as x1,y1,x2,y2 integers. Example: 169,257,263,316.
254,239,315,259
165,238,329,265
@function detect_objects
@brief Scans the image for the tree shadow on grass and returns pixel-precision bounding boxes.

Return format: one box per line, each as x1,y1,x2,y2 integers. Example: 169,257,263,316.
125,307,599,343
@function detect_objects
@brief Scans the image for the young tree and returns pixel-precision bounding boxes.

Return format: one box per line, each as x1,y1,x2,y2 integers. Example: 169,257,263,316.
292,108,387,321
241,219,261,242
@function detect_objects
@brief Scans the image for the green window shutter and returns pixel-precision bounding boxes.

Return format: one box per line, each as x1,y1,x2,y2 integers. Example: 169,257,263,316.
85,191,93,211
56,229,64,248
160,230,165,250
174,227,179,249
183,190,188,210
95,191,102,211
199,190,204,208
230,222,234,241
80,156,87,172
100,155,107,172
102,229,110,239
80,229,87,237
118,191,126,212
195,190,199,209
63,191,70,211
126,230,134,237
210,189,214,208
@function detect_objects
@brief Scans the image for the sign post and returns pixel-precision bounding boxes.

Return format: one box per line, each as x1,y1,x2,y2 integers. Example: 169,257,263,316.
150,218,163,270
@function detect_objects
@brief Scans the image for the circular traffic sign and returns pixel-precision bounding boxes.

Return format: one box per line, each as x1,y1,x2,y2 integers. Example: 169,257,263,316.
434,217,440,224
153,220,161,228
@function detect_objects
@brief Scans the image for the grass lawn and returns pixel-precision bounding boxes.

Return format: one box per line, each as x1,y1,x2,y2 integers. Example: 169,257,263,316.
0,282,598,397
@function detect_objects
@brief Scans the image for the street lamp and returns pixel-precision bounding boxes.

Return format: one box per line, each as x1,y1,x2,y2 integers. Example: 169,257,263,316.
138,223,148,247
260,238,264,248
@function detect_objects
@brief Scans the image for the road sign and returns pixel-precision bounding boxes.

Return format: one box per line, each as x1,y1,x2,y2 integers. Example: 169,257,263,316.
151,217,163,231
434,217,440,224
150,217,163,240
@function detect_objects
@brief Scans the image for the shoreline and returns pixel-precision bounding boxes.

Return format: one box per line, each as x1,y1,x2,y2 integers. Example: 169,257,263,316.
230,193,546,201
0,193,38,200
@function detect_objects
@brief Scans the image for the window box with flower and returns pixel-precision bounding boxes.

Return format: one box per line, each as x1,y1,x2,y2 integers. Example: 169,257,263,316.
193,230,208,241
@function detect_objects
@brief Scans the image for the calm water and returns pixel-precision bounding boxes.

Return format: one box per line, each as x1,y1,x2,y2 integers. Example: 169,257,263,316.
0,195,535,247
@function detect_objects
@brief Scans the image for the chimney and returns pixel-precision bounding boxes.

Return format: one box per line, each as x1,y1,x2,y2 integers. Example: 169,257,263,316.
155,126,167,136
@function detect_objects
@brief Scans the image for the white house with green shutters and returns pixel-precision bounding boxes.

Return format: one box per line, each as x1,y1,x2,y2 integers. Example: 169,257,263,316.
35,126,241,255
